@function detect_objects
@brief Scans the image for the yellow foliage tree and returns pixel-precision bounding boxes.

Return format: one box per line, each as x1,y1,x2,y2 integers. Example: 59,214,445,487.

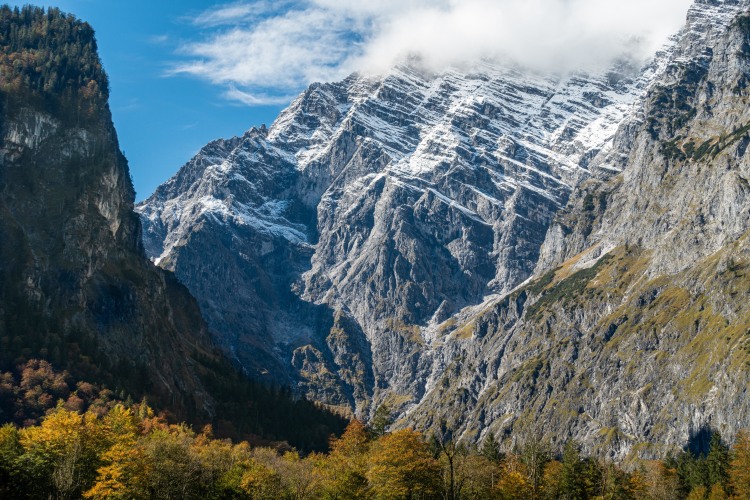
240,458,282,499
494,454,531,500
687,485,708,499
20,406,103,498
277,450,319,500
542,459,564,499
730,429,750,499
709,483,729,500
458,453,500,499
627,465,652,499
319,419,371,499
641,460,679,500
367,428,440,499
84,405,148,499
84,443,147,499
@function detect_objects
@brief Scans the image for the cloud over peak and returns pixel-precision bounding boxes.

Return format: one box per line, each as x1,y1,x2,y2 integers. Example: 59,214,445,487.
172,0,694,106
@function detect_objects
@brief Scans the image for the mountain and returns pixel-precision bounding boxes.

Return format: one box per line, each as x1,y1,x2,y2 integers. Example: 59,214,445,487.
138,30,653,413
0,5,345,450
138,0,750,456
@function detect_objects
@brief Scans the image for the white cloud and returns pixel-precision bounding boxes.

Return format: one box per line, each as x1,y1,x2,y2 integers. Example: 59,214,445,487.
223,86,297,106
149,34,169,44
172,0,694,106
190,1,298,27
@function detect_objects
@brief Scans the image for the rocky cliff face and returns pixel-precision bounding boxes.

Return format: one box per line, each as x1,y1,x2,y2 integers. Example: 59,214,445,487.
139,55,652,413
403,0,750,460
139,0,750,455
0,7,221,420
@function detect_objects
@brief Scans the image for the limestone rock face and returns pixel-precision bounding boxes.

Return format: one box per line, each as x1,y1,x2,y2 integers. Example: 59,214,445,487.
139,0,750,455
404,0,750,460
139,56,650,413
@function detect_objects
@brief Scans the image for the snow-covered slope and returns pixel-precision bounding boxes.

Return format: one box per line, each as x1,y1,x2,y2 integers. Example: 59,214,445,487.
136,0,740,430
138,58,644,407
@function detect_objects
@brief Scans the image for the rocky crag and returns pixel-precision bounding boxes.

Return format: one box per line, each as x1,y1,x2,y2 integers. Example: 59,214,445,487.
139,0,750,457
0,6,216,419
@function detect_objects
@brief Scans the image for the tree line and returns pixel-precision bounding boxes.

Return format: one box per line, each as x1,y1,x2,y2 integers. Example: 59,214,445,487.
1,396,749,499
0,359,347,455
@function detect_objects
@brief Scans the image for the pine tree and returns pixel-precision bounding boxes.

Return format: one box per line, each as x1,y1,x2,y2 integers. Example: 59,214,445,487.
480,432,501,462
370,403,393,437
559,440,585,499
706,432,730,490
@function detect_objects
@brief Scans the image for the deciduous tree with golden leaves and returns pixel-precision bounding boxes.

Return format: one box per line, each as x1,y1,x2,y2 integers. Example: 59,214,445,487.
367,428,440,499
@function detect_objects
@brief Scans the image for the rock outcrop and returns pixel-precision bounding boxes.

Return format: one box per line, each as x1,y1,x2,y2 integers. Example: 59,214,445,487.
0,8,218,420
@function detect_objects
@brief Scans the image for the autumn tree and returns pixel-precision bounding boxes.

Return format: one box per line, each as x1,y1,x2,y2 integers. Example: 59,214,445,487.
84,405,147,499
457,453,500,499
708,482,729,499
240,457,282,499
0,424,23,497
276,450,319,499
18,406,103,499
494,453,531,499
518,432,551,498
687,485,708,499
642,460,680,500
367,428,441,499
627,465,650,499
541,460,564,499
138,424,205,499
318,419,371,499
729,429,750,498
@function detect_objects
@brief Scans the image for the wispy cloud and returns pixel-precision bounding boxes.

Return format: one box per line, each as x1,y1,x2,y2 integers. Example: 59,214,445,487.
116,97,141,112
149,34,169,44
172,0,694,106
223,86,297,106
189,0,297,27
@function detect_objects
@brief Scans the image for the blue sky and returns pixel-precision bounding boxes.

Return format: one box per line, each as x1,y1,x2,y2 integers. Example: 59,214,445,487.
6,1,693,200
8,1,286,201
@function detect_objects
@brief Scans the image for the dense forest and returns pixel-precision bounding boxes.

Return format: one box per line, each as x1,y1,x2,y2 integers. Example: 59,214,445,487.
0,387,749,499
0,4,108,122
0,362,747,500
0,359,346,453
